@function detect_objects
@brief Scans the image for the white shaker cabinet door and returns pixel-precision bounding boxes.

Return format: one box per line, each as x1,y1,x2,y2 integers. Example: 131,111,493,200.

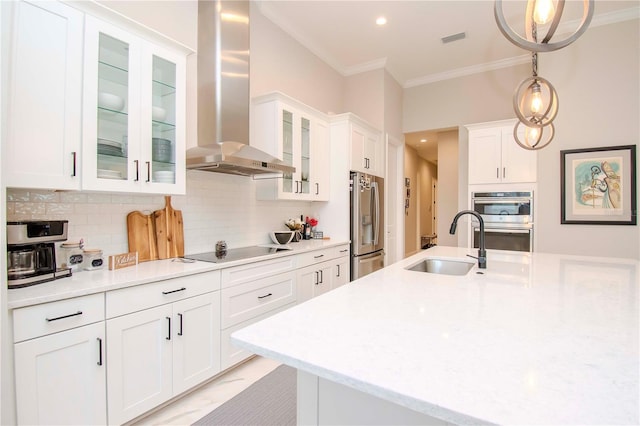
333,257,350,289
14,322,106,425
172,292,221,395
106,304,173,425
5,0,83,190
468,127,502,184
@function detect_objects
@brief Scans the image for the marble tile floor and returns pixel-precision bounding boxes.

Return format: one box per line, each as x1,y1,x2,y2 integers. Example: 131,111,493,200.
130,356,282,426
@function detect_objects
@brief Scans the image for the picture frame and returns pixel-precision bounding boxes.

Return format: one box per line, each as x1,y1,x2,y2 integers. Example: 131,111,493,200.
560,145,636,225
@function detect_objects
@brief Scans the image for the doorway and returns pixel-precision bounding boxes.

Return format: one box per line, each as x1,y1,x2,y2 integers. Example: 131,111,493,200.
402,127,458,257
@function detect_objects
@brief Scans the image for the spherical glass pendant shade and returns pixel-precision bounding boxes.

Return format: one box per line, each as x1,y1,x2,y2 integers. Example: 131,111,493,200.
494,0,594,52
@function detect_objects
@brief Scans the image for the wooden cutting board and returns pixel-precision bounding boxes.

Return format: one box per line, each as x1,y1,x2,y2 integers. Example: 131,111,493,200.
154,196,184,259
126,211,158,262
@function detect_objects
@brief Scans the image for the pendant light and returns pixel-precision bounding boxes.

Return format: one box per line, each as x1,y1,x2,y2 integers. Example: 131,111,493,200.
512,52,558,150
494,0,594,150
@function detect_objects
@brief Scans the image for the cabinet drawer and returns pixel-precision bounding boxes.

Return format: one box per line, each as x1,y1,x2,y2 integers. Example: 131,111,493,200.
221,256,296,289
106,271,220,318
13,293,105,343
221,271,296,328
298,245,349,268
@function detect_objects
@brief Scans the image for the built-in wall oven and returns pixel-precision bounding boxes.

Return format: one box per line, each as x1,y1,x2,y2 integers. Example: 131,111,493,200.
471,191,534,252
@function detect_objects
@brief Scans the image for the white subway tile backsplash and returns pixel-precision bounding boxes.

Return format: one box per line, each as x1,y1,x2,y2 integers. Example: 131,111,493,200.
7,190,30,202
6,173,315,257
13,202,46,216
60,192,88,203
46,203,74,215
32,191,60,202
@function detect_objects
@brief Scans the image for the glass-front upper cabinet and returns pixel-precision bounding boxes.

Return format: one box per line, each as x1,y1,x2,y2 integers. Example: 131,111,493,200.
253,92,330,202
82,16,186,194
281,109,294,194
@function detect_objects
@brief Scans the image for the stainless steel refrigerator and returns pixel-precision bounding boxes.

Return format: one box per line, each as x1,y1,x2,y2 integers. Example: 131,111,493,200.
350,171,384,280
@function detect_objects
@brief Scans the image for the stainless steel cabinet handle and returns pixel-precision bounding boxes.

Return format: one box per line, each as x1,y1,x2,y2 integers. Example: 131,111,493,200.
337,264,341,277
71,152,77,177
146,161,151,183
319,270,323,284
496,168,499,179
134,160,139,181
162,287,186,295
166,317,171,340
503,167,506,178
97,338,103,366
315,183,319,195
314,271,319,285
177,313,183,336
46,311,82,322
340,249,348,253
314,254,324,259
258,293,273,299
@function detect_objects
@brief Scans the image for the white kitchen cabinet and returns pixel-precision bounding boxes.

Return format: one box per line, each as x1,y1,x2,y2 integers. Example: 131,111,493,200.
467,119,537,184
106,304,173,425
106,272,221,425
297,262,334,303
82,15,186,194
5,0,83,190
330,113,384,178
252,92,330,201
220,256,297,369
297,244,350,303
12,294,106,425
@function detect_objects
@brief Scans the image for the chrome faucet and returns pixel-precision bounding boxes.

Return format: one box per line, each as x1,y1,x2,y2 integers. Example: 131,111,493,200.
449,210,487,269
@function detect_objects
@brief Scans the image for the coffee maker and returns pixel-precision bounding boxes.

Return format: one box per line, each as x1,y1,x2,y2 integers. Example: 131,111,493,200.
7,220,71,288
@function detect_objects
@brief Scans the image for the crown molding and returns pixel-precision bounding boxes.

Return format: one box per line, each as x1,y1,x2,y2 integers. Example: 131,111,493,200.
404,54,531,88
344,58,387,76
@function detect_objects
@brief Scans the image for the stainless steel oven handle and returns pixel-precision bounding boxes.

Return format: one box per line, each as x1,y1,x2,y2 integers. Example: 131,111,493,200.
476,227,531,234
473,199,532,204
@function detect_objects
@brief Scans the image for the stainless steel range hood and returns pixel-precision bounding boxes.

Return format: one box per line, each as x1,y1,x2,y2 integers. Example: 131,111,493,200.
187,0,294,177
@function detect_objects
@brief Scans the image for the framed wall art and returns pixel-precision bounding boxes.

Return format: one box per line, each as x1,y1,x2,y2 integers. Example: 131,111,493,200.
561,145,636,225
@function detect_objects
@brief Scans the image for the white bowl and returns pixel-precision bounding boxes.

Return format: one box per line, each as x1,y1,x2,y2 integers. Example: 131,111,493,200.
98,92,124,111
152,106,167,121
270,231,294,245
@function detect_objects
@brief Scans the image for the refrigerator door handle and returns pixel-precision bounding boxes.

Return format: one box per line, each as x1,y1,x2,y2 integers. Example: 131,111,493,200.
358,252,384,264
372,182,380,246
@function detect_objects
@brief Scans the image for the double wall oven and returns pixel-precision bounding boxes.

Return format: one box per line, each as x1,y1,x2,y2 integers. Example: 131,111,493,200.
471,191,534,252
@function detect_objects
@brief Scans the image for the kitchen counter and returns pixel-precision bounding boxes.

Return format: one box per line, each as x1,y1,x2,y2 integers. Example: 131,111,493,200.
232,246,640,425
7,239,348,309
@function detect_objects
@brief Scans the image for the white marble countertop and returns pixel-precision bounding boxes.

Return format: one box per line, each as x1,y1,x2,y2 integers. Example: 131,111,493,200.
8,239,348,309
232,246,640,425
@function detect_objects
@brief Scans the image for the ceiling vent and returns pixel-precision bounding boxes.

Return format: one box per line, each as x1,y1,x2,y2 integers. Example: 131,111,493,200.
441,32,466,44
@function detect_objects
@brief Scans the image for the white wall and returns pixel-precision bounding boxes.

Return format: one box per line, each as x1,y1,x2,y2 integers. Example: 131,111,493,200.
436,130,459,247
344,69,385,129
404,19,640,259
250,3,344,114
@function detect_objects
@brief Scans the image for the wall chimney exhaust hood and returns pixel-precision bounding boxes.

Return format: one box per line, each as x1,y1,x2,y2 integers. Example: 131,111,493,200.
187,0,294,177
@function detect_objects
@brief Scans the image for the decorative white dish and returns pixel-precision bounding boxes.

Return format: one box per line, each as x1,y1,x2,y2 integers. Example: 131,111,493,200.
98,92,124,111
97,169,122,179
152,106,167,121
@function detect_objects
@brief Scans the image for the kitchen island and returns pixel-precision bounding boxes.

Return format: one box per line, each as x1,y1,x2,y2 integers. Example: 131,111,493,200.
232,246,639,425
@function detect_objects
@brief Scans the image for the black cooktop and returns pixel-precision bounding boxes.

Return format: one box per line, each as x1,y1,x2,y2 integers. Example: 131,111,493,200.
183,246,291,263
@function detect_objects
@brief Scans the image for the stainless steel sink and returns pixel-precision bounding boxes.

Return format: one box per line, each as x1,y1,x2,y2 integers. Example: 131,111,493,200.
406,258,474,276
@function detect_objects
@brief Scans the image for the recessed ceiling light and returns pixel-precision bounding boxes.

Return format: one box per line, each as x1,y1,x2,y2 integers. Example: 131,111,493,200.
420,139,427,143
376,16,387,26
